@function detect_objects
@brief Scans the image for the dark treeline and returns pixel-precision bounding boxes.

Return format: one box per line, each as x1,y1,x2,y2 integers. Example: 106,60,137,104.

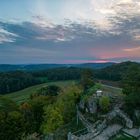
32,67,84,81
0,71,41,94
94,61,140,81
0,67,85,95
32,62,140,83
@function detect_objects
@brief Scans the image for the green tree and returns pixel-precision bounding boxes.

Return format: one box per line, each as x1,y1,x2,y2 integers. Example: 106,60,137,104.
0,71,41,94
122,65,140,114
0,111,25,140
0,97,26,139
122,65,140,95
56,85,81,123
0,96,18,113
81,69,94,92
41,85,81,134
30,96,56,132
99,96,110,113
42,106,64,134
37,85,61,96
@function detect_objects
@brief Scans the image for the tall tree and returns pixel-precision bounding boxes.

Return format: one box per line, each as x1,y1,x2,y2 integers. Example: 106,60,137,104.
42,105,64,134
81,69,94,92
122,65,140,113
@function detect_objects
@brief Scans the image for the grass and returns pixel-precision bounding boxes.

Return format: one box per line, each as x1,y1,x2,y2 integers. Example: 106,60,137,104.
101,84,122,95
4,80,76,103
4,81,123,104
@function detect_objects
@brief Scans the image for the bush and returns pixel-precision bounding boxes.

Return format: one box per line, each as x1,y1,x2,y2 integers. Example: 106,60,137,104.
99,96,110,113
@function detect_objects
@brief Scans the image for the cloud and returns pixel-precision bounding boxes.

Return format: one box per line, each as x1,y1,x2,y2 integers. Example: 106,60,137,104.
0,0,140,63
123,46,140,52
0,28,18,44
88,0,140,32
32,15,55,28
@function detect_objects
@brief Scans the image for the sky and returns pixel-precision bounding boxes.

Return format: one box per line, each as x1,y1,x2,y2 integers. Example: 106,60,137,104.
0,0,140,64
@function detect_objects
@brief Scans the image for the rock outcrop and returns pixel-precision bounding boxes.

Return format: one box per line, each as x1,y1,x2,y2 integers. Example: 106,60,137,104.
79,96,97,114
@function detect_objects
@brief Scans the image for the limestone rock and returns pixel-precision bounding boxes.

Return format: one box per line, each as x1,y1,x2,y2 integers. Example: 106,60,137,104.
87,97,97,114
79,100,85,110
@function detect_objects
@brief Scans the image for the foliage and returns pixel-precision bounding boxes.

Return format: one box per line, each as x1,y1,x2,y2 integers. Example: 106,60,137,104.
94,61,140,81
36,85,61,96
87,83,102,94
0,81,82,139
0,111,26,140
0,96,26,140
5,81,75,103
32,67,83,81
81,83,102,102
0,96,18,112
56,91,78,123
122,65,140,95
122,65,140,115
42,105,64,134
0,71,41,94
30,96,56,131
20,95,56,133
99,96,110,113
42,85,82,134
81,69,95,92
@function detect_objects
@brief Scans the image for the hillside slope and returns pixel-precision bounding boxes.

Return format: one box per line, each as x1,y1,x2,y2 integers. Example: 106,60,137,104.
4,81,75,103
95,61,140,81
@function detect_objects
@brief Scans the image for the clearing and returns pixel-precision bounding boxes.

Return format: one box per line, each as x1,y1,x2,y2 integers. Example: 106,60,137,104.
4,80,76,103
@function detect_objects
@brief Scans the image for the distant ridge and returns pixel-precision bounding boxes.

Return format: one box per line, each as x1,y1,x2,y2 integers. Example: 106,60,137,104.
94,61,140,81
0,62,115,72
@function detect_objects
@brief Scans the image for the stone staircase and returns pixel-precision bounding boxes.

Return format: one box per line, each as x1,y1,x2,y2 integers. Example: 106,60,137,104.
93,124,122,140
68,108,133,140
70,111,108,140
115,108,133,128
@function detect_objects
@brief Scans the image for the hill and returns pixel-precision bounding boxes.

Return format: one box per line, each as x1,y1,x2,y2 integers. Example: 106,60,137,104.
95,61,140,81
0,63,115,72
4,81,76,103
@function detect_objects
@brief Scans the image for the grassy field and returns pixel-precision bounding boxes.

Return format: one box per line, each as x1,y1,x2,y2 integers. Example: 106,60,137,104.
4,80,123,104
101,84,123,98
101,84,122,94
5,80,76,103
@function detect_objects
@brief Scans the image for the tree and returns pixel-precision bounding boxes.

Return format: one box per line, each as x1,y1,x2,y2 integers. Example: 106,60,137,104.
0,111,25,140
0,96,18,113
30,96,56,132
42,106,64,134
0,97,26,140
122,65,140,113
99,96,110,113
37,85,61,96
122,65,140,95
41,85,82,134
0,71,41,94
81,69,94,92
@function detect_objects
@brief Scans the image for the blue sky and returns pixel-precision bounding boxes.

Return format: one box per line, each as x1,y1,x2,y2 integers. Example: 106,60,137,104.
0,0,140,64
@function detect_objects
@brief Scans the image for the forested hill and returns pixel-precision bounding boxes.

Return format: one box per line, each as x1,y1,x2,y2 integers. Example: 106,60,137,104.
95,61,140,81
0,62,114,72
0,71,41,94
0,61,139,94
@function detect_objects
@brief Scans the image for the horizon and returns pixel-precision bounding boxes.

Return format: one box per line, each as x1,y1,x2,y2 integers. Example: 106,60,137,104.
0,62,115,65
0,0,140,63
0,61,139,65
